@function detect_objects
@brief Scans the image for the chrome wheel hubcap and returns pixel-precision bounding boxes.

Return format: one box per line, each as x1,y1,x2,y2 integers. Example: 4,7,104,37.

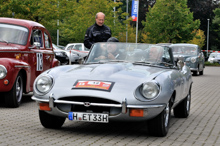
16,76,22,102
164,103,170,127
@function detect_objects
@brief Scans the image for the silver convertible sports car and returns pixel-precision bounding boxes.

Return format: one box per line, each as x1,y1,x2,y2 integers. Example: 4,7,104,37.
32,43,193,137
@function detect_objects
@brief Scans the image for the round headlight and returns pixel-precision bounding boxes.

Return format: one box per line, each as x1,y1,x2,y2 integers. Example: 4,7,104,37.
191,57,196,63
0,65,7,79
141,81,160,100
35,75,53,94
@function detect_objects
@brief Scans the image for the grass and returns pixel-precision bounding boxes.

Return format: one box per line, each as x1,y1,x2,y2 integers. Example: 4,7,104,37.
205,62,220,66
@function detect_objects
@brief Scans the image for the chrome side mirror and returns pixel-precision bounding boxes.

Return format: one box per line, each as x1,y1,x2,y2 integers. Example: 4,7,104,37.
177,60,184,70
34,42,41,49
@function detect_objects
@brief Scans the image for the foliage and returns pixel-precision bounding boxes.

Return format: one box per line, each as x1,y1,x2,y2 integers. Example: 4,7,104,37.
187,0,218,32
187,0,219,50
187,29,205,48
117,18,137,43
205,61,220,66
0,0,59,42
210,7,220,51
0,0,209,47
142,0,200,44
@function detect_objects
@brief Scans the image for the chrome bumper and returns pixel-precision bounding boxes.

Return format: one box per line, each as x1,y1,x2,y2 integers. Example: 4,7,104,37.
32,94,166,121
190,67,198,71
32,96,165,113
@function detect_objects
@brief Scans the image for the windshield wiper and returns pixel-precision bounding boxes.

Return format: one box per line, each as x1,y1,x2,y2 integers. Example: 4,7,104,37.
0,38,9,44
85,60,108,64
108,60,129,63
133,61,152,65
133,61,174,68
159,62,174,67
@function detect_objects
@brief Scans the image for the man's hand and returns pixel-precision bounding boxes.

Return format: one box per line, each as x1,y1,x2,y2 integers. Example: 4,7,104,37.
94,55,107,60
108,53,115,59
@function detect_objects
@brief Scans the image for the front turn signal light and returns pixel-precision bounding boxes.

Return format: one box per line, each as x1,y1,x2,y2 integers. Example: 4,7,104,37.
39,102,51,111
129,109,144,117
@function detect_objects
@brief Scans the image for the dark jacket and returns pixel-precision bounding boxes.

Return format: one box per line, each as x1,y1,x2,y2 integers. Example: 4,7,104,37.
84,23,111,49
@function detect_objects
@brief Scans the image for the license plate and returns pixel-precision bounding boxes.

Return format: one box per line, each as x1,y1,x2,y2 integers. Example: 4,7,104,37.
68,112,109,123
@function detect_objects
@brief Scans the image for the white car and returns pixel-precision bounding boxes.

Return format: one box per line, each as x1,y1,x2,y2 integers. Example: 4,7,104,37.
208,52,220,64
64,43,90,60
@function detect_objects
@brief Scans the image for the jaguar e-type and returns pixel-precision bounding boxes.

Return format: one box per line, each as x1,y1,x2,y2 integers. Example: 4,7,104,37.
32,43,193,137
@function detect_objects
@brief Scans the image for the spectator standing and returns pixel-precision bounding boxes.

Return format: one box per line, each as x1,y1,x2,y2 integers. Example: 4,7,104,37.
84,12,111,49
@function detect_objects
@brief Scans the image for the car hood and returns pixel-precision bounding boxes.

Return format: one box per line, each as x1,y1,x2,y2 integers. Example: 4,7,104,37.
173,54,196,61
43,63,167,102
0,43,24,51
51,63,165,83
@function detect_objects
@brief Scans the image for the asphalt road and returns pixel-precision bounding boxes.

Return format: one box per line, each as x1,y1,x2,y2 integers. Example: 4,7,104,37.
0,66,219,146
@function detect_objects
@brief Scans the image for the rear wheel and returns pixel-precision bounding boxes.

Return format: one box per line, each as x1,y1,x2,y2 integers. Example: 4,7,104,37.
148,101,171,137
39,110,66,129
174,87,191,118
5,73,23,108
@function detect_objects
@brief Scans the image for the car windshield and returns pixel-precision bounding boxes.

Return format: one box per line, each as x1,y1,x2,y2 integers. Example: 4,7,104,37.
0,23,28,45
86,43,174,66
171,46,197,55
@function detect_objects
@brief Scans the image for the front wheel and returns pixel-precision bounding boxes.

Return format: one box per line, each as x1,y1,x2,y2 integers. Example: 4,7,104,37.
192,71,197,76
174,87,191,118
148,102,171,137
39,110,66,129
199,70,204,75
5,73,23,108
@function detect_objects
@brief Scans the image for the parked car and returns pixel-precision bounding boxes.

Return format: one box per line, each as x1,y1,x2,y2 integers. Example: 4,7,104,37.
0,17,59,107
64,43,89,60
208,52,220,64
57,45,65,50
64,50,80,64
52,43,69,65
169,43,205,76
32,43,193,137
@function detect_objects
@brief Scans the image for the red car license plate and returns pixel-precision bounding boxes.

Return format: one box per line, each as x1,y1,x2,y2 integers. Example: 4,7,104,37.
68,112,109,123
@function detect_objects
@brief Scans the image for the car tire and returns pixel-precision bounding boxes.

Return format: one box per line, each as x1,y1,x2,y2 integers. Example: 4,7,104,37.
5,72,23,108
147,101,171,137
199,70,204,75
192,71,197,76
174,87,191,118
39,110,66,129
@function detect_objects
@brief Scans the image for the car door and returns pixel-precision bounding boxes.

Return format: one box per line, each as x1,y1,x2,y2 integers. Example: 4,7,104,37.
29,28,53,88
28,28,44,88
42,31,54,71
74,44,85,57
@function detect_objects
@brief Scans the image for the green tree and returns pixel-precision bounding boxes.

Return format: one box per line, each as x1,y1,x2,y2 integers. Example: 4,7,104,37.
187,0,219,51
210,7,220,51
0,0,59,42
0,0,58,23
142,0,200,43
187,29,205,48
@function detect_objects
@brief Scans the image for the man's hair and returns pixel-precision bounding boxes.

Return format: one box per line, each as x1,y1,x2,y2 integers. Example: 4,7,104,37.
95,12,105,19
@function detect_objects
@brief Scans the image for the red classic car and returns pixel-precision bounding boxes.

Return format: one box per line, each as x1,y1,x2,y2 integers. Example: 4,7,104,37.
0,17,59,107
